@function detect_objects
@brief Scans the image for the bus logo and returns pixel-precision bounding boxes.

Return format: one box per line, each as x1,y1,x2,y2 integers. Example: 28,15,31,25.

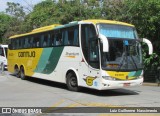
84,76,97,86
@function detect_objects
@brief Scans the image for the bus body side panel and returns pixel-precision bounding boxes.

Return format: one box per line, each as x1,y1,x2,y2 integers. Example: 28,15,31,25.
32,47,64,82
31,46,101,90
8,48,43,75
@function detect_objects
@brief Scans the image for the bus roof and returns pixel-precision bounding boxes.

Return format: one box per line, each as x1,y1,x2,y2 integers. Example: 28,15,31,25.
9,19,134,39
9,24,61,39
81,19,134,27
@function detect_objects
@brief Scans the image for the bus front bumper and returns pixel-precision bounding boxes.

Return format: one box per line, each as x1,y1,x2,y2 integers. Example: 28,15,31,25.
99,77,143,90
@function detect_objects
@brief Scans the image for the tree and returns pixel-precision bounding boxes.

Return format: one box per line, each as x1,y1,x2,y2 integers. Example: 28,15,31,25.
6,2,26,20
120,0,160,70
3,2,27,42
0,13,12,43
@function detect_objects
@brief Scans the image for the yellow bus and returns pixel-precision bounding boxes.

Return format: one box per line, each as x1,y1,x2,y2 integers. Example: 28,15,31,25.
8,20,153,91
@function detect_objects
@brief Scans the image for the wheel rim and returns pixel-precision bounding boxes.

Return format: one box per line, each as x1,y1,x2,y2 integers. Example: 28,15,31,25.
70,76,77,87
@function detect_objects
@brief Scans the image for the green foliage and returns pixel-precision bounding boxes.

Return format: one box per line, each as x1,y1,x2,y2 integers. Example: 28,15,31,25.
1,2,28,43
120,0,160,70
0,13,12,43
6,2,26,20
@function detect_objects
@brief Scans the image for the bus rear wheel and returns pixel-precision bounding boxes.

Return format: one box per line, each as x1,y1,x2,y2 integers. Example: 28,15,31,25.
66,72,79,92
20,67,27,80
14,66,20,78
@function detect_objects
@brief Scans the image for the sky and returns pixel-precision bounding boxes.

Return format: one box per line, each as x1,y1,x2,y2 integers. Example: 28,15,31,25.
0,0,43,12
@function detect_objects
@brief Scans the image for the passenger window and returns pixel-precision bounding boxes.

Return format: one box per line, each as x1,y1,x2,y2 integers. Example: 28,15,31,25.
68,30,74,45
63,26,79,46
15,39,19,49
63,30,69,45
29,37,33,48
33,36,40,48
55,30,62,46
73,28,79,46
11,40,16,49
50,32,55,46
40,33,49,47
19,38,24,49
24,38,29,48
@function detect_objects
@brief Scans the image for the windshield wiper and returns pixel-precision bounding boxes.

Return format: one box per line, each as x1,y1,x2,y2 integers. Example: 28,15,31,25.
118,52,126,72
130,53,138,70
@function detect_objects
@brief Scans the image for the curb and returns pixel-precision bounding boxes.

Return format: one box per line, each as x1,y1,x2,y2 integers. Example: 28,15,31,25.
143,82,159,86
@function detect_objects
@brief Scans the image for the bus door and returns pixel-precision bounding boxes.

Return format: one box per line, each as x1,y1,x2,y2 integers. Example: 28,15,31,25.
80,24,100,87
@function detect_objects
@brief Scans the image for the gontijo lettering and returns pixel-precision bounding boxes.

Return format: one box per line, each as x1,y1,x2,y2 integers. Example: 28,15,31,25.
18,51,35,57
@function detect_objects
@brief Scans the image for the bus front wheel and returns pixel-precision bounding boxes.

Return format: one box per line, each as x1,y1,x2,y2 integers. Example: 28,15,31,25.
66,72,79,92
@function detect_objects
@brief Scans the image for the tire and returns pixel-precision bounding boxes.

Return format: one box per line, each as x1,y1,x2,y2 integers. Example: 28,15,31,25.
20,67,27,80
66,72,80,92
14,66,20,78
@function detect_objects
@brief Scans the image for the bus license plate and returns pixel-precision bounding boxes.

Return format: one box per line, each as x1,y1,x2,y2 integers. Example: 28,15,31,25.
123,83,130,87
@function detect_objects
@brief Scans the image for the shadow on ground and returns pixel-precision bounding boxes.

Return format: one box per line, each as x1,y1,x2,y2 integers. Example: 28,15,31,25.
12,74,139,97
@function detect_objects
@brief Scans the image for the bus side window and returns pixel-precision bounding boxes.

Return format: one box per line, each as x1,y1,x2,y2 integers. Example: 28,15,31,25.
15,39,19,49
41,33,49,47
33,36,40,48
24,38,28,48
64,26,79,46
63,30,69,45
67,28,74,45
29,37,33,48
50,33,55,46
55,30,62,46
73,27,79,46
40,34,44,47
58,30,63,45
55,34,58,46
11,40,16,49
47,34,50,47
19,38,24,49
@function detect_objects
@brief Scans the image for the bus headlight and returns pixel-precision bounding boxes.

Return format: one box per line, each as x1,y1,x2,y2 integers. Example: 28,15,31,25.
102,76,116,80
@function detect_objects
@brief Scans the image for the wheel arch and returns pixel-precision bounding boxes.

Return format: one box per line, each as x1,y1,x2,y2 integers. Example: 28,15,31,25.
65,68,80,86
14,64,19,70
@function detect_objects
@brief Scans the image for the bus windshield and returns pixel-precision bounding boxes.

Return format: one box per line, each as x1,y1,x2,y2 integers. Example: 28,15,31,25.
97,24,143,71
98,24,138,39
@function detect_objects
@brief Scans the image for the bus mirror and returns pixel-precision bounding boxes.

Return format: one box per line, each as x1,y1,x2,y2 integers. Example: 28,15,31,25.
99,34,109,52
142,38,153,55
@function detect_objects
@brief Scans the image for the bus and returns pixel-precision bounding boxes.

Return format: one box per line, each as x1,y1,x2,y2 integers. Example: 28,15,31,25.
0,44,8,71
8,20,153,91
